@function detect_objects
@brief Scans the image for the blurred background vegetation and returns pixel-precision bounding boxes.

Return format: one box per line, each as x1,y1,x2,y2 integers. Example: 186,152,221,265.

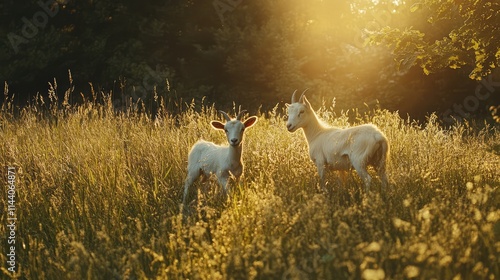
1,0,499,121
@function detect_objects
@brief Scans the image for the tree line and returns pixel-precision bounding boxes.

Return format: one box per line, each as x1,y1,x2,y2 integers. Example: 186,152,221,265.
1,0,499,121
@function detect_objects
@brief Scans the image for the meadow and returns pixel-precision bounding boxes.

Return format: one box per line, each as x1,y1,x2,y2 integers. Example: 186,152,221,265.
0,86,499,279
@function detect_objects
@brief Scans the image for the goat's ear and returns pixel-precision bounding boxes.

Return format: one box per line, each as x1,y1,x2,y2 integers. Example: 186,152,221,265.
211,121,225,130
243,116,258,128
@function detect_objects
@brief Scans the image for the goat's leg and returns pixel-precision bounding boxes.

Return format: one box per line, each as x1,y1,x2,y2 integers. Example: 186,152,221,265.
352,162,372,192
217,174,229,194
183,169,201,205
316,162,327,192
378,169,389,191
372,158,389,191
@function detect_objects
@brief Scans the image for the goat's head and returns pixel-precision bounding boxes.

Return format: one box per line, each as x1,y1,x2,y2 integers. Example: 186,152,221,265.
286,89,312,132
211,110,258,146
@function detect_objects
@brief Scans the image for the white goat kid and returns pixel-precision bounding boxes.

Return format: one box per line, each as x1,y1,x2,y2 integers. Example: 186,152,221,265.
182,110,258,205
286,90,389,192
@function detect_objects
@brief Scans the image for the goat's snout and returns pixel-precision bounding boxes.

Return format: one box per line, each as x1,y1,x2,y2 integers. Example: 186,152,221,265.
230,138,239,145
286,123,293,131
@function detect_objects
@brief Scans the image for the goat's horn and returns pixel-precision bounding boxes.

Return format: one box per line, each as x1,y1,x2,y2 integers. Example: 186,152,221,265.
291,89,298,103
237,110,247,121
299,88,309,102
219,110,231,121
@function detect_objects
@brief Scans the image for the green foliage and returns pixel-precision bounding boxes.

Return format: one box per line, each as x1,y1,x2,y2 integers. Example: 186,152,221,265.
1,87,499,279
371,0,500,80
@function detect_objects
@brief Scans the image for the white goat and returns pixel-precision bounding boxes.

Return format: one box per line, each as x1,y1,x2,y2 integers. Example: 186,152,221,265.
182,110,258,205
286,90,389,192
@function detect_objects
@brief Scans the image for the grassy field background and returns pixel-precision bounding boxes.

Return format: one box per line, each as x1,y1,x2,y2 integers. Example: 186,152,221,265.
1,88,499,279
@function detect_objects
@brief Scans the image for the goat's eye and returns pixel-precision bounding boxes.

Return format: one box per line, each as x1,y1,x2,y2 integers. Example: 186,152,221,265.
298,110,305,116
224,129,228,133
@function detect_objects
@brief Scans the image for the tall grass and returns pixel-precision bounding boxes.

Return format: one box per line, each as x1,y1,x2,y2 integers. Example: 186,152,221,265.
0,84,499,279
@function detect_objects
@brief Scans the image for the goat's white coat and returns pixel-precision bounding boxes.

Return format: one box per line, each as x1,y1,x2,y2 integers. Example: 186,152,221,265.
182,112,257,205
286,92,389,191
